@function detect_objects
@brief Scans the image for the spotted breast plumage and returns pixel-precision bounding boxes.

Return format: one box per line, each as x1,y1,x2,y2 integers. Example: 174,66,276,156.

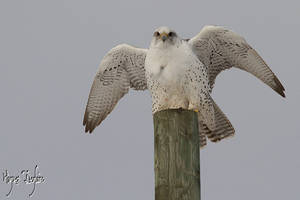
83,26,285,148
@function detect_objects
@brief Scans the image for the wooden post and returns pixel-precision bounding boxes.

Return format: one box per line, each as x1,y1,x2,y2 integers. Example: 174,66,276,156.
154,109,200,200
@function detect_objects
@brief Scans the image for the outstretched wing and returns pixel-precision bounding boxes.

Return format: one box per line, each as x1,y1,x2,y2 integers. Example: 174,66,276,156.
188,25,285,97
83,44,148,133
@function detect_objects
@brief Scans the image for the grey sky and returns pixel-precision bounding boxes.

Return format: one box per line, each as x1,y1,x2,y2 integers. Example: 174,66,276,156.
0,0,299,199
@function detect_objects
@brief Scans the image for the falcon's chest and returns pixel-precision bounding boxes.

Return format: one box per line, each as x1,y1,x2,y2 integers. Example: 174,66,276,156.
145,43,192,86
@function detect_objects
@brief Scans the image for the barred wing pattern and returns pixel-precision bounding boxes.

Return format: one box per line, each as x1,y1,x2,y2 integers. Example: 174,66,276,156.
189,25,285,97
189,26,285,146
83,44,148,133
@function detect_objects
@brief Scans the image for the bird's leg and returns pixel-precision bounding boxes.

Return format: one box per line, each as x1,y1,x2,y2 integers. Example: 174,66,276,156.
188,103,200,113
188,92,215,130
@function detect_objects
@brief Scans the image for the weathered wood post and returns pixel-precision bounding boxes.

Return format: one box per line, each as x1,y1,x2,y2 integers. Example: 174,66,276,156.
154,109,200,200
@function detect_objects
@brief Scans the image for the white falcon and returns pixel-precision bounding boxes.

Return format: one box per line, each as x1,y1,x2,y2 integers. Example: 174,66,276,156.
83,26,285,147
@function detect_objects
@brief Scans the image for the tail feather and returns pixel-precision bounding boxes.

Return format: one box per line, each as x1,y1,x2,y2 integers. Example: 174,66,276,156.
198,118,209,148
198,100,235,147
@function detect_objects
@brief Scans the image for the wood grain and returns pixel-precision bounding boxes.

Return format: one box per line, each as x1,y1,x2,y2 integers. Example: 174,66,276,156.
154,109,200,200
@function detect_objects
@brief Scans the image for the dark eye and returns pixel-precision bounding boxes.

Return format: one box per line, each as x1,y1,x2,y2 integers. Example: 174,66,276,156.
168,32,175,37
154,31,160,37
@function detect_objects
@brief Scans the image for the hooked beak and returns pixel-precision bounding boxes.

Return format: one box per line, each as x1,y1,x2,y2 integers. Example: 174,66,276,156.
160,32,168,42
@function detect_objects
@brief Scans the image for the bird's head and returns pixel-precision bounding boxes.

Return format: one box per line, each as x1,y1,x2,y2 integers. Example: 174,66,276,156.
150,26,180,48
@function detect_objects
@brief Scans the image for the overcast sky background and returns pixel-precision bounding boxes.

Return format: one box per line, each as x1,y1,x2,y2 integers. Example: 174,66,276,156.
0,0,299,199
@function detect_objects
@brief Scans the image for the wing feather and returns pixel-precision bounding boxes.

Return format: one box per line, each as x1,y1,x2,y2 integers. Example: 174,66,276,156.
189,25,285,97
83,44,147,133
